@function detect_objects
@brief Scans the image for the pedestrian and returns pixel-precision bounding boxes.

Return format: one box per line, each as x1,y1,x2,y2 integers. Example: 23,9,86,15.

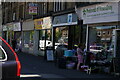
77,43,84,70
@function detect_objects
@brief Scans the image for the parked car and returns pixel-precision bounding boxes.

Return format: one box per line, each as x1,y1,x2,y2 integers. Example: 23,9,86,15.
0,37,21,80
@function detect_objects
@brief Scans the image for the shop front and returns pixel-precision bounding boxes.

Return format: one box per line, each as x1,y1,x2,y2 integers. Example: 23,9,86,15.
52,13,86,69
13,22,22,51
5,23,14,46
22,20,35,54
53,13,79,50
34,17,52,56
76,2,120,73
2,25,7,41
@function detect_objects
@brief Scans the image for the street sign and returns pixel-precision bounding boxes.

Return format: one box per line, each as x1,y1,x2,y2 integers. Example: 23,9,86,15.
68,14,72,24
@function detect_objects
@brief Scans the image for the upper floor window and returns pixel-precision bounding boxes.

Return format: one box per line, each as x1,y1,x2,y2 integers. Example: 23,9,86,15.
54,2,65,12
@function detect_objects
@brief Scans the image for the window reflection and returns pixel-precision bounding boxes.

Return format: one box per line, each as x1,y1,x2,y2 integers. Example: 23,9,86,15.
89,26,116,61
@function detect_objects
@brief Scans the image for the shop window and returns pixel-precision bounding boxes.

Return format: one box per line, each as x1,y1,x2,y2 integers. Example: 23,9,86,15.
55,27,68,45
39,29,52,51
88,26,116,62
23,31,34,50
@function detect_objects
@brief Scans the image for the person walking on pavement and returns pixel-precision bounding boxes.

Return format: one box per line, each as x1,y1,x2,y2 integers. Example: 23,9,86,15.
77,43,84,70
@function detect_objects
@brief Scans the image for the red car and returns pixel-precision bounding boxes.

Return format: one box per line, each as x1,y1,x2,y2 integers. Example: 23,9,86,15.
0,37,21,80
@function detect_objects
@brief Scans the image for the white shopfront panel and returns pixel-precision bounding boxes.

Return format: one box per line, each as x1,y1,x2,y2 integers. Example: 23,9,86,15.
22,20,34,31
13,22,21,31
76,2,119,24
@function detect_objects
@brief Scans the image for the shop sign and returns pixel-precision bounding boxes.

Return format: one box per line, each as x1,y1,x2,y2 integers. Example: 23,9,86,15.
43,17,52,29
13,22,21,31
77,2,119,24
53,13,77,27
3,25,7,31
22,20,34,31
81,2,118,19
82,4,114,18
28,3,37,15
34,19,43,30
6,23,14,31
68,14,72,24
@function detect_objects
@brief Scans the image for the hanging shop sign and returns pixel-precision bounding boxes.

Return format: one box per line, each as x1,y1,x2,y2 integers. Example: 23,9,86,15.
34,18,43,30
34,17,52,30
3,25,7,31
76,2,119,24
53,13,77,27
6,23,14,31
22,20,34,31
28,3,37,15
43,17,52,29
13,22,21,31
68,14,72,24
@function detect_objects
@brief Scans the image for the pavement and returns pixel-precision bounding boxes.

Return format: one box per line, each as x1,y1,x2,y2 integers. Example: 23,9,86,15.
17,52,120,80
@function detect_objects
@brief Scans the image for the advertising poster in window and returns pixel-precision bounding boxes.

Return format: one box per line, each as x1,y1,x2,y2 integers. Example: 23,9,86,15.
28,3,37,15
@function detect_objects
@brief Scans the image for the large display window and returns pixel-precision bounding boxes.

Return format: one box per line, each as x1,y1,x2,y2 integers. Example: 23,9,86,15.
23,31,34,50
54,25,81,50
55,27,68,45
39,29,52,51
88,26,116,61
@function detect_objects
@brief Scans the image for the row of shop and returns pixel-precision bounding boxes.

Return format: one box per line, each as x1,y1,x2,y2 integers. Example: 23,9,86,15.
2,2,120,59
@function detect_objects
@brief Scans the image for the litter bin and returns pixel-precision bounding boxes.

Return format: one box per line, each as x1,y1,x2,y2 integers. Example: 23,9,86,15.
45,46,54,61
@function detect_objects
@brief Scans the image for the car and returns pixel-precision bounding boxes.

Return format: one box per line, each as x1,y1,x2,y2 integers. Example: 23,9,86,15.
0,37,21,80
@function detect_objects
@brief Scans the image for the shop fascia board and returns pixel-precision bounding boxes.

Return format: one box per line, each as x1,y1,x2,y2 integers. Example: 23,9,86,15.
53,22,77,27
86,22,119,27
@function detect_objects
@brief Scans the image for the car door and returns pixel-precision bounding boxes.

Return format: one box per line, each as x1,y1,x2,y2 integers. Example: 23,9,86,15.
0,38,18,79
